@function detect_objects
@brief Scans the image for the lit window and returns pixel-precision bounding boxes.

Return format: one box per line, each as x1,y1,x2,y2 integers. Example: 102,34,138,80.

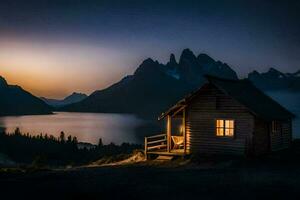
216,119,234,137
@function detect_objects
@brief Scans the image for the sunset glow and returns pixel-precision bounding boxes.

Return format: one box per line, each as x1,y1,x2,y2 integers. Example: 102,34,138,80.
0,38,136,98
0,0,299,98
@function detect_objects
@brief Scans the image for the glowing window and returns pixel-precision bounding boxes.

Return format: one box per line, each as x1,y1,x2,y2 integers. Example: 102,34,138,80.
216,119,234,137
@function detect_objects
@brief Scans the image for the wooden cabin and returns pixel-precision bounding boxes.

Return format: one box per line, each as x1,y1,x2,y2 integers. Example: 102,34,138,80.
145,75,294,158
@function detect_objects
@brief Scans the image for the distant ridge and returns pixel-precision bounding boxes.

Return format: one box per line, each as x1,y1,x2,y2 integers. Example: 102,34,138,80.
41,92,87,108
248,67,300,91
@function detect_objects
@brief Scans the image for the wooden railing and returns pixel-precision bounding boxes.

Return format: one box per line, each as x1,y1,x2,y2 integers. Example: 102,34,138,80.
144,134,167,155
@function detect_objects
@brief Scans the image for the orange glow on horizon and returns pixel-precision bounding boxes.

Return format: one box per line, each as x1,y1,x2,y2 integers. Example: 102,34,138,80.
0,39,134,99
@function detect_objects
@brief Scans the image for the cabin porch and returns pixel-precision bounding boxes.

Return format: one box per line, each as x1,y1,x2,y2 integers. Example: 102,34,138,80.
144,107,188,159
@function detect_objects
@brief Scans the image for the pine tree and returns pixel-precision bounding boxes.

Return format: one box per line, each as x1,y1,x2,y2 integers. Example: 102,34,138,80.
59,131,65,143
72,136,78,144
98,138,103,147
67,135,72,144
14,127,21,136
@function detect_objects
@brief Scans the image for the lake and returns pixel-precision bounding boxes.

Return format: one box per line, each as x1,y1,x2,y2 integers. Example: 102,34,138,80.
0,112,151,145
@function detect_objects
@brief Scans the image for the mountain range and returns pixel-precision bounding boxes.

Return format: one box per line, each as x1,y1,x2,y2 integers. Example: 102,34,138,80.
248,68,300,91
0,48,299,117
62,48,299,118
0,76,52,116
62,49,239,117
41,92,87,108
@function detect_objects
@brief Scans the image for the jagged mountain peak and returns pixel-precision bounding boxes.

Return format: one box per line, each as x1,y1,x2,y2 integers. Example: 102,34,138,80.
268,67,280,72
263,68,286,79
179,48,197,63
197,53,215,64
247,67,300,91
166,53,178,70
169,53,177,65
248,70,260,77
181,48,194,55
249,68,285,77
134,57,163,77
142,57,156,65
267,67,284,75
134,49,238,84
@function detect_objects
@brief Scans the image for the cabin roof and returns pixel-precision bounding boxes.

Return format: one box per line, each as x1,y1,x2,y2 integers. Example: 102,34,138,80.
159,75,295,121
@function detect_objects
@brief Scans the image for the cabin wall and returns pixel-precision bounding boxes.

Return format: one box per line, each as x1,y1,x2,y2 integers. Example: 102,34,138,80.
270,119,292,151
185,83,255,155
253,119,270,155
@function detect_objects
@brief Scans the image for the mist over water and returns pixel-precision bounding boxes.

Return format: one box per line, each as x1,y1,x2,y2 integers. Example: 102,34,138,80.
0,112,147,144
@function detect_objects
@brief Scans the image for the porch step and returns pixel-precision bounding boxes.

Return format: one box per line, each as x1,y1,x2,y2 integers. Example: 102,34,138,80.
156,155,174,161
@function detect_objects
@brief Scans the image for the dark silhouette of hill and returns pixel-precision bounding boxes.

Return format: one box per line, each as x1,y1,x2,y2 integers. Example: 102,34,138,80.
62,49,238,117
0,76,52,116
248,68,300,91
41,92,87,108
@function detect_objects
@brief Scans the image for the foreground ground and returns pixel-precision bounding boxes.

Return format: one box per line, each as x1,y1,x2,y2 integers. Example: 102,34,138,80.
1,154,300,200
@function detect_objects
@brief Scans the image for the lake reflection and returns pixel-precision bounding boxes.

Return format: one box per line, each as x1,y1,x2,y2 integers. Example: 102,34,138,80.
0,112,147,144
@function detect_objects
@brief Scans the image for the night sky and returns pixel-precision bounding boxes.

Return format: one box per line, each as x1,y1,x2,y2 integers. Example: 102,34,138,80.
0,0,299,98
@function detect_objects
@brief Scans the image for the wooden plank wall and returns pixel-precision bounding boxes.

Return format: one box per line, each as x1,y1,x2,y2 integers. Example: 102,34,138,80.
270,120,292,151
185,83,255,155
253,119,270,155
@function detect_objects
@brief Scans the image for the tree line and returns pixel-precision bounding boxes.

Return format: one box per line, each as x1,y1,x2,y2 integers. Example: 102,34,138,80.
0,128,141,167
